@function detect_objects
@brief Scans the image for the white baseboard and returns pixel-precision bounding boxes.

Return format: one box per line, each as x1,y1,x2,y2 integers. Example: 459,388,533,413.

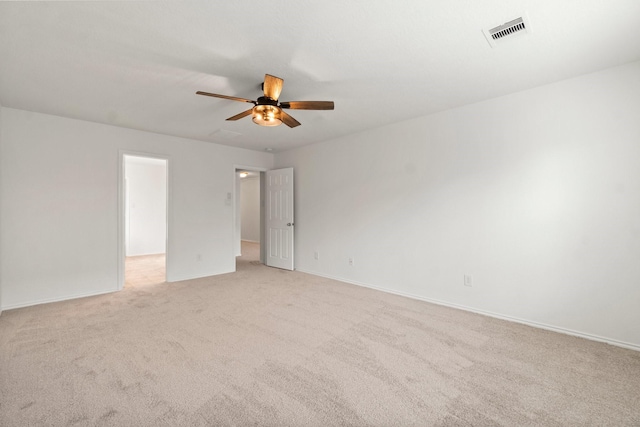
2,268,234,311
1,287,119,311
296,268,640,352
167,268,233,283
241,239,260,244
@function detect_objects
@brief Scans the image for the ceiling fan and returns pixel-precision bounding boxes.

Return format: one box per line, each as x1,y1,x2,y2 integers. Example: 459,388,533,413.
196,74,334,128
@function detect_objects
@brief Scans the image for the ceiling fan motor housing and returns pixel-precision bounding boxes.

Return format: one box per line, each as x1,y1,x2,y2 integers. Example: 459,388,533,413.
256,96,278,106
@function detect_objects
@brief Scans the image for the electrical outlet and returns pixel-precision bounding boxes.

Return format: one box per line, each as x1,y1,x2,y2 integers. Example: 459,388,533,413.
348,257,354,266
464,274,472,287
314,251,319,260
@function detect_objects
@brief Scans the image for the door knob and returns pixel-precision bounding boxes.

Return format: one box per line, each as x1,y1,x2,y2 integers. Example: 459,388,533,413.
287,223,294,226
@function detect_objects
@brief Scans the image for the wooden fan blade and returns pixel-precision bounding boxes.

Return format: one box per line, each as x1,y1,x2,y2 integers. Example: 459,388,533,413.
280,110,301,128
263,74,284,101
196,91,255,104
226,108,253,121
279,101,334,110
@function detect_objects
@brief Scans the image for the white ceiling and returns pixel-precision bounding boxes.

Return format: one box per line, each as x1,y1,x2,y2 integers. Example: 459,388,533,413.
1,1,639,153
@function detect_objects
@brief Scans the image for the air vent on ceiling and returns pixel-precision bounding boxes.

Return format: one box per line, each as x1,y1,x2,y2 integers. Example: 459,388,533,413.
483,14,532,48
209,129,241,140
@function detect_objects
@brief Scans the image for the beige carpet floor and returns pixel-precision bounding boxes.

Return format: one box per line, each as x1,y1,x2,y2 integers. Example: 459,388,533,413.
1,241,639,426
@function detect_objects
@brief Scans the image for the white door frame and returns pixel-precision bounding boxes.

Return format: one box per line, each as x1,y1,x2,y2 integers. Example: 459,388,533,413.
118,150,171,290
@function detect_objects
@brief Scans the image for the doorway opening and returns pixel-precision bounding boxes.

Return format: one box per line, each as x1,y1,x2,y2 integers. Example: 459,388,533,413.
234,166,295,271
123,155,168,288
235,168,264,269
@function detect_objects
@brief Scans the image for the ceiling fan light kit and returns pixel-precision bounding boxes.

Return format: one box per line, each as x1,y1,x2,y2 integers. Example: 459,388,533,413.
252,104,282,127
197,74,334,128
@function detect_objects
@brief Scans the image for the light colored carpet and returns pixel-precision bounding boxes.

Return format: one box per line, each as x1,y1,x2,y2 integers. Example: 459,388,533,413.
1,241,639,426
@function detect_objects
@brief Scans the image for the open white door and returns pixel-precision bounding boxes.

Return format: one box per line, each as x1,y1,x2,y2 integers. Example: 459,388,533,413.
266,167,294,270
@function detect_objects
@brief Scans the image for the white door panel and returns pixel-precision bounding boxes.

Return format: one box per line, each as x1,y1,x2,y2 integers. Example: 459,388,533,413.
266,167,294,270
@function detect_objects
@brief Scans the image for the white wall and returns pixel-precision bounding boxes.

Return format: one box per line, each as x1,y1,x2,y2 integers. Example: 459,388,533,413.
0,105,3,315
0,108,273,309
240,177,260,243
125,157,167,256
275,61,640,349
